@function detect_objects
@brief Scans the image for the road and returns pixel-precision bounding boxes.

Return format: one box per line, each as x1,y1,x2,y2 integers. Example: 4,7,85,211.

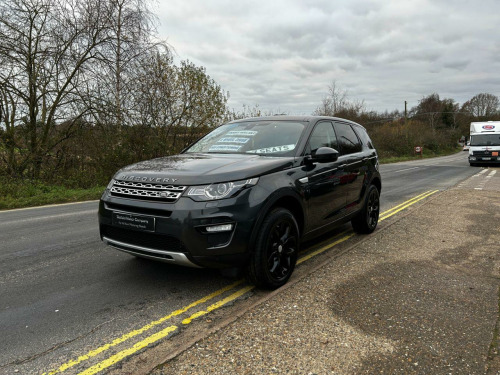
0,151,480,374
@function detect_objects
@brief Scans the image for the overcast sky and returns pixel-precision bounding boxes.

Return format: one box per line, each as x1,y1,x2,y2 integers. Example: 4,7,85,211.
154,0,500,115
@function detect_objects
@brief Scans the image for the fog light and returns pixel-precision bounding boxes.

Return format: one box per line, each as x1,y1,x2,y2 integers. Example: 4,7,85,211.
206,224,233,232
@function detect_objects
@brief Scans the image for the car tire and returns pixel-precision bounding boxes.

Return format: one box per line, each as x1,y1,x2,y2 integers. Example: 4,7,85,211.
245,208,299,289
469,163,476,167
351,185,380,234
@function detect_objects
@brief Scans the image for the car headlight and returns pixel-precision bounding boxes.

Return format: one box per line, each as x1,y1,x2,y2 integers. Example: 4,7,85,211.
186,178,259,201
106,179,115,190
101,179,115,198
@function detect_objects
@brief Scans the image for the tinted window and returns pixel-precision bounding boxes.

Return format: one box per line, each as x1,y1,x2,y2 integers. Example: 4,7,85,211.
353,125,374,149
307,121,338,154
333,123,362,154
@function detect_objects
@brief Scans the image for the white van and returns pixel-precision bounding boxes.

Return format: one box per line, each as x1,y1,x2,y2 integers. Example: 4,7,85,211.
468,121,500,166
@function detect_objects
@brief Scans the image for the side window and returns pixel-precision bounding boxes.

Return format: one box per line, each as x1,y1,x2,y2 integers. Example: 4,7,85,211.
353,125,374,149
333,122,362,154
307,122,338,154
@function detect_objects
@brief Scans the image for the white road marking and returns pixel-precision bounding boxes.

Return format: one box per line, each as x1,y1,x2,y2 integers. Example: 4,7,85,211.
0,209,97,225
393,167,420,173
0,200,99,213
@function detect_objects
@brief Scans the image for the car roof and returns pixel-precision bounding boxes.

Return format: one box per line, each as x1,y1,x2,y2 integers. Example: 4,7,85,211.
230,115,361,125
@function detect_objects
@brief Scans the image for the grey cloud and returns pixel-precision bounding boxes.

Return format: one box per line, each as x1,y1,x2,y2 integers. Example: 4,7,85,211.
443,60,470,71
156,0,500,114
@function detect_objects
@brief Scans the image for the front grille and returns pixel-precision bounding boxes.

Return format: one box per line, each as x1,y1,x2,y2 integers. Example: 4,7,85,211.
104,202,172,218
101,225,186,253
472,150,493,157
110,180,187,203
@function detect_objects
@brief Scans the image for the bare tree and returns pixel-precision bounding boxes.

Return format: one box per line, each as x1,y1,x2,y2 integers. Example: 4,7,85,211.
313,81,365,119
92,0,163,128
461,93,499,117
314,81,348,116
0,0,113,178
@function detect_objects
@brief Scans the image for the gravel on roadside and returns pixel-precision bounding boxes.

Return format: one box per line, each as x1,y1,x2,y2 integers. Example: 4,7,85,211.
151,183,500,375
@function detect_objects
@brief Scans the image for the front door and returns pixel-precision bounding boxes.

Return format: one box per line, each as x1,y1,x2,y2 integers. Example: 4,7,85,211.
301,121,349,233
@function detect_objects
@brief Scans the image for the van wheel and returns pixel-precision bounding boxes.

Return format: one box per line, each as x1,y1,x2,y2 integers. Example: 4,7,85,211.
245,208,299,289
351,185,380,234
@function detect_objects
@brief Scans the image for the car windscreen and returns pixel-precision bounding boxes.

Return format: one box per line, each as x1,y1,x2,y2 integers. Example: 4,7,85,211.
185,121,306,156
470,134,500,146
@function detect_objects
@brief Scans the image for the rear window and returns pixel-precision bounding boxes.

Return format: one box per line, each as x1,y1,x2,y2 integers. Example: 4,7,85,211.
353,125,374,149
333,123,362,154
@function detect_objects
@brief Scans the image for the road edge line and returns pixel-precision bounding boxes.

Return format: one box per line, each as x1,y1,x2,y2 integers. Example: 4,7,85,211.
1,200,99,213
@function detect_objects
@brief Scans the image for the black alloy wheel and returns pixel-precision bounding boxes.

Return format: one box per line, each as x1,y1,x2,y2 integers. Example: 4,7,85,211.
351,184,380,234
366,186,380,230
245,208,299,289
267,219,297,281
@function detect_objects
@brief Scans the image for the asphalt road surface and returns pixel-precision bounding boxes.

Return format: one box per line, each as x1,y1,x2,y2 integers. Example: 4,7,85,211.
0,151,481,374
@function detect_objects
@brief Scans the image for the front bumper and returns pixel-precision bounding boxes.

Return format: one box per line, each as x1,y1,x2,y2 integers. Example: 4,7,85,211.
469,155,500,163
102,236,201,267
98,187,265,268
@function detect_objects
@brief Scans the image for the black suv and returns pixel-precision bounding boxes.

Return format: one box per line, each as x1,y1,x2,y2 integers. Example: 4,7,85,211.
98,116,381,289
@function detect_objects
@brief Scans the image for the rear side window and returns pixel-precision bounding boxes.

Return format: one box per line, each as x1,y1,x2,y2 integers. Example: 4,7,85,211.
353,125,374,149
333,123,362,154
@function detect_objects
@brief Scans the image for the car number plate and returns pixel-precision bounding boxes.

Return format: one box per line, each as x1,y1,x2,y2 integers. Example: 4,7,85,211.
112,212,155,232
482,157,491,160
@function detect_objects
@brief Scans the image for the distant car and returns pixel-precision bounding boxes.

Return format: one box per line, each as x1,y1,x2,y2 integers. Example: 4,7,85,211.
463,141,470,151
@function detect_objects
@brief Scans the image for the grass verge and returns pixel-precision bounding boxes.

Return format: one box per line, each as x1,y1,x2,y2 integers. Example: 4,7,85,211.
0,179,105,211
379,148,462,164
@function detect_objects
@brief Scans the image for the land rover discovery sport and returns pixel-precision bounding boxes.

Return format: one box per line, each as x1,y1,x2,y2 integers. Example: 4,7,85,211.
98,116,381,289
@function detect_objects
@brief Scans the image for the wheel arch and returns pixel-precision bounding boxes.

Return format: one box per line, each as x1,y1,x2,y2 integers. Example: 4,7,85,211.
249,190,304,254
371,176,382,193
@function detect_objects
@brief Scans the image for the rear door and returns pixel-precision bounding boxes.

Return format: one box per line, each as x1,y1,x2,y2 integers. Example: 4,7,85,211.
332,121,365,213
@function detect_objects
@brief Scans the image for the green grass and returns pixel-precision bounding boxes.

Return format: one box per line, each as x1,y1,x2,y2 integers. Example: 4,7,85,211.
0,178,105,210
379,147,461,164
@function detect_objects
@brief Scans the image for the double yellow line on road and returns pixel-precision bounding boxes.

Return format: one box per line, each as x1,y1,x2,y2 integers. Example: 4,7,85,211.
44,190,439,375
379,190,439,222
76,286,254,375
43,281,248,375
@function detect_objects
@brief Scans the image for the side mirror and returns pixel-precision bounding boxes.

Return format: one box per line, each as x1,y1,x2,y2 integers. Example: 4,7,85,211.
306,147,339,164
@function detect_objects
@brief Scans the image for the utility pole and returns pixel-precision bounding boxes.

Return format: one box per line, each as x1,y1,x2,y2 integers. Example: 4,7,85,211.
404,100,408,141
